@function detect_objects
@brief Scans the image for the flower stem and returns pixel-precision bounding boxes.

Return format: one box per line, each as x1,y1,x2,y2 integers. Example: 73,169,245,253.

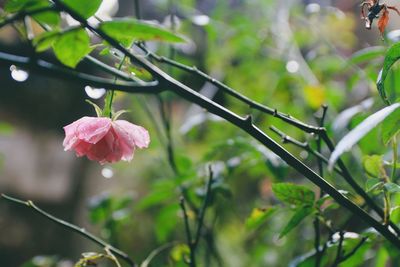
392,135,398,182
103,56,127,118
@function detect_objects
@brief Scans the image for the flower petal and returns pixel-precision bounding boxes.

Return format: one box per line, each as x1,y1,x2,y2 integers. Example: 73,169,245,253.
86,130,116,163
114,120,150,149
74,141,92,157
104,129,124,163
76,117,112,144
63,117,89,150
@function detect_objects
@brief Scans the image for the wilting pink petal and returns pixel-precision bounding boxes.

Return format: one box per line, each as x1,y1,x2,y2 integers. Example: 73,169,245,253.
114,120,150,148
113,120,150,161
63,117,88,150
76,117,112,144
63,116,150,164
74,141,92,157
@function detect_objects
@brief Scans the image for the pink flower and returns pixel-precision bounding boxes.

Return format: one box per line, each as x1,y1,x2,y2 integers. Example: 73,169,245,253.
63,116,150,164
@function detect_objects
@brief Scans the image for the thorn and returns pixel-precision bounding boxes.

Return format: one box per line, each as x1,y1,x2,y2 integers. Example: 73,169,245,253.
27,200,33,207
244,114,253,125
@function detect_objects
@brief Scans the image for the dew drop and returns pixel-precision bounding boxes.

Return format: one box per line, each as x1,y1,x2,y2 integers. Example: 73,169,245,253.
101,166,114,179
300,150,309,159
10,65,29,82
286,60,299,73
85,86,106,99
192,15,210,26
387,30,400,42
305,3,320,14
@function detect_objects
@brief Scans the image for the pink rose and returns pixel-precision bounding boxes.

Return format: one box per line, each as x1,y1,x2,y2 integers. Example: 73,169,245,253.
63,116,150,164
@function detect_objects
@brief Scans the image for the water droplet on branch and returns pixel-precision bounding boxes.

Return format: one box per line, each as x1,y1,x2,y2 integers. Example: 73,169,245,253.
192,15,210,26
286,60,299,73
85,86,106,99
10,65,29,82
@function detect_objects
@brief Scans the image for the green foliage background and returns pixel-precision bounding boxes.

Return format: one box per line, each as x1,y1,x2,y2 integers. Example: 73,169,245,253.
1,0,400,266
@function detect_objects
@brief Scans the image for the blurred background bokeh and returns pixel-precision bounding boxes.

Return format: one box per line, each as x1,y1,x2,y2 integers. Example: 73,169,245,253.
1,0,399,266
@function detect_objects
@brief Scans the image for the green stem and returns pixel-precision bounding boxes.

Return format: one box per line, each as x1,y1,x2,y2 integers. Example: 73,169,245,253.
179,196,195,267
384,189,391,226
103,56,127,118
392,135,398,182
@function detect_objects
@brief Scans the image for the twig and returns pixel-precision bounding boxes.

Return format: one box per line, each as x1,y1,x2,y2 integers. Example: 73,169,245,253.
157,95,179,174
332,231,345,267
179,196,195,267
392,136,398,182
134,0,141,20
0,51,161,94
179,166,214,267
1,194,136,267
105,246,122,267
315,105,329,179
141,242,178,267
321,132,400,237
193,166,214,249
339,237,368,262
269,126,343,176
84,56,135,82
136,39,400,237
314,105,328,267
135,42,324,135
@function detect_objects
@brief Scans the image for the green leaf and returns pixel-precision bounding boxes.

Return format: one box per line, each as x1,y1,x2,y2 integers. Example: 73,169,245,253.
175,154,193,174
100,19,186,47
384,183,400,193
170,244,190,262
136,180,176,210
365,178,384,193
4,0,60,26
245,207,277,230
32,11,60,27
33,30,60,52
75,252,107,267
85,100,103,117
53,28,92,68
349,46,385,65
279,205,313,238
112,109,130,120
381,106,400,144
5,0,44,12
272,183,315,206
363,155,385,178
62,0,102,19
377,43,400,104
155,204,179,242
328,103,400,168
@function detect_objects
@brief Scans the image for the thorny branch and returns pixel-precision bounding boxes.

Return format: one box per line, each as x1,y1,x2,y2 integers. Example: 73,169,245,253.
179,166,214,267
136,41,400,234
1,0,400,252
1,194,136,267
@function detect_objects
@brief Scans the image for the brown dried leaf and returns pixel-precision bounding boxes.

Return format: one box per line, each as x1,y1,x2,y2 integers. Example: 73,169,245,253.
378,9,390,35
